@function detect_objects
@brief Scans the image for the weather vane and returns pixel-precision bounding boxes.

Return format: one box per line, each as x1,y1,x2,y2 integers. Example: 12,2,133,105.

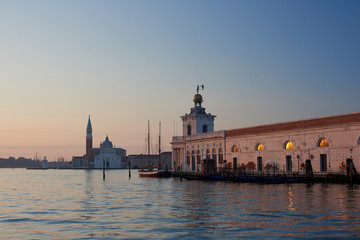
196,84,204,94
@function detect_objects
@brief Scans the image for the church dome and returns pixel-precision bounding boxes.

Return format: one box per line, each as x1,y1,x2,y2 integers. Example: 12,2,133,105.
101,136,113,148
193,93,203,106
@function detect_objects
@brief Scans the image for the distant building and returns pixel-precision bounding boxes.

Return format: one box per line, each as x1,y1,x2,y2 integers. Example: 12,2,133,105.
72,116,127,169
47,158,71,169
171,86,360,173
42,156,48,169
56,157,66,169
72,156,88,168
92,136,126,168
128,152,172,170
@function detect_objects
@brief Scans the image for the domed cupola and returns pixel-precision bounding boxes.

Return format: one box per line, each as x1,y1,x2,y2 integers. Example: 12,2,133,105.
101,135,113,148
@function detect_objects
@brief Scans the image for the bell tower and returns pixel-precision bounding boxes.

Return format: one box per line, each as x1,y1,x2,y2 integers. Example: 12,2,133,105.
86,115,93,156
181,85,216,136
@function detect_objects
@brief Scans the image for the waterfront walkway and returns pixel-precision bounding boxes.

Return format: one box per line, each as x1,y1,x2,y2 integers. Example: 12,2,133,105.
172,170,359,184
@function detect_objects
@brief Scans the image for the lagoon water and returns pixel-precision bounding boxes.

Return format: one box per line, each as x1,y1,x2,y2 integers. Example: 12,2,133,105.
1,169,360,239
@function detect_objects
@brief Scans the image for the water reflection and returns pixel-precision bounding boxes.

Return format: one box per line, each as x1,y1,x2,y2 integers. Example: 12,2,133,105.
287,185,295,212
0,169,360,239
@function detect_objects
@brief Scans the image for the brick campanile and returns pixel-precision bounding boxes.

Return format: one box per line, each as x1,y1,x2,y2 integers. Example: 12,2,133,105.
86,115,93,156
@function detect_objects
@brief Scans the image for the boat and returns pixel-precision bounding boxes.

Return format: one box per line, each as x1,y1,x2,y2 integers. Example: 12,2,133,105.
138,168,171,178
139,121,171,178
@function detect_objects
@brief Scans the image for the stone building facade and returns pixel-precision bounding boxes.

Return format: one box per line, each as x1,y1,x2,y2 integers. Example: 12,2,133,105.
128,152,172,170
171,90,360,174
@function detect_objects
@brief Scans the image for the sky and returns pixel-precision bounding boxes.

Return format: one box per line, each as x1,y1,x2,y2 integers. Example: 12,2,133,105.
0,0,359,161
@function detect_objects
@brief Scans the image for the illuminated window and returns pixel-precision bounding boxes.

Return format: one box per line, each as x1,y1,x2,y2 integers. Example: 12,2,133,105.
232,145,239,152
256,144,264,151
285,141,294,149
319,138,329,147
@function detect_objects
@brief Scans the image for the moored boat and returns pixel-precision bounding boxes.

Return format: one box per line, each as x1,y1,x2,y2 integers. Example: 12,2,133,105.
139,121,171,178
138,168,171,178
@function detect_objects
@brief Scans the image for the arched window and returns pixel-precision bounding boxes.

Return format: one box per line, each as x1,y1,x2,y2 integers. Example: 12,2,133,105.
191,150,196,170
284,141,294,149
318,138,329,147
218,148,224,164
196,150,201,164
206,149,211,159
212,148,217,162
256,143,264,151
232,145,239,152
186,151,190,165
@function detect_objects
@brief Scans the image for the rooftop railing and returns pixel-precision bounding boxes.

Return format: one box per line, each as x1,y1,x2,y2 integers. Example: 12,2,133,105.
172,130,225,143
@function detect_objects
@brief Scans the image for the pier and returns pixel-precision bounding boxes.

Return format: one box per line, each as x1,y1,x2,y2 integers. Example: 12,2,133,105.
171,169,359,184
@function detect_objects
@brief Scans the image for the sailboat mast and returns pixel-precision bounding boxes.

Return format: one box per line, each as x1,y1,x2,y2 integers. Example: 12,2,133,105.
148,120,151,168
159,122,161,169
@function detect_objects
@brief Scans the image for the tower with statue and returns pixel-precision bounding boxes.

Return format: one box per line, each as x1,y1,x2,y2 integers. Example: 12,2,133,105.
171,85,223,173
181,85,216,136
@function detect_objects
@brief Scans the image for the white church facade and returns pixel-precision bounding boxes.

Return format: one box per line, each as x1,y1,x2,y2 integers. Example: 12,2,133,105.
72,116,127,169
171,86,360,174
92,136,126,168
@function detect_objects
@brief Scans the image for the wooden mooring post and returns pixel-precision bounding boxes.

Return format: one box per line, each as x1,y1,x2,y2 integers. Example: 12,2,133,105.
180,165,183,182
128,159,131,179
346,158,358,185
103,159,105,181
305,159,314,183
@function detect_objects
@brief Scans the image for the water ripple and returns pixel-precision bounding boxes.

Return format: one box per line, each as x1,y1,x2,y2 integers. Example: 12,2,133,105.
0,169,360,239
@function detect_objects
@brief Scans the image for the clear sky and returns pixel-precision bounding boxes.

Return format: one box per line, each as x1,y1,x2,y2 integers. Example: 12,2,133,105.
0,0,359,161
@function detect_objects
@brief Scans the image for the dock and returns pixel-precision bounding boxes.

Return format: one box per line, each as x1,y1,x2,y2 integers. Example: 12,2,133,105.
171,171,359,184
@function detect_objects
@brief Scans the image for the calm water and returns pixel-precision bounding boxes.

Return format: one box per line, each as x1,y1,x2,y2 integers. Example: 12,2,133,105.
0,169,360,239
